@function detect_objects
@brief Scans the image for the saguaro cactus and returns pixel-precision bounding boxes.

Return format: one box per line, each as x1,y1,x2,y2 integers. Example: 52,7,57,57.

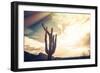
42,24,57,60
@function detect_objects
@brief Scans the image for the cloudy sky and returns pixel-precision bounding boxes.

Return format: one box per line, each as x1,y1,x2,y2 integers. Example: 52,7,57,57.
24,11,90,58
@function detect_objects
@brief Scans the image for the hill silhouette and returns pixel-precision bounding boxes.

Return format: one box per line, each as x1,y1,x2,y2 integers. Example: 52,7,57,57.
24,51,54,61
24,51,90,62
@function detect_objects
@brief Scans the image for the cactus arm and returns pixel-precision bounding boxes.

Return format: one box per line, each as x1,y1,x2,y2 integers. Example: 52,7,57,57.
51,34,57,54
51,35,55,54
51,28,53,36
45,29,49,54
54,34,57,49
41,24,50,35
49,35,51,53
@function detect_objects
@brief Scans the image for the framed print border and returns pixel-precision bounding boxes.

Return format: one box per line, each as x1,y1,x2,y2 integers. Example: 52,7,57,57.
11,1,98,72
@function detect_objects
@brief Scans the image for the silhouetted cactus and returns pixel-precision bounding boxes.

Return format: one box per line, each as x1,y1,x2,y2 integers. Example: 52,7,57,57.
42,24,57,60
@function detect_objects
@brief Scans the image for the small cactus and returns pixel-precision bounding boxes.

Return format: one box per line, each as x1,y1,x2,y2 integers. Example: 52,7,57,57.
42,24,57,60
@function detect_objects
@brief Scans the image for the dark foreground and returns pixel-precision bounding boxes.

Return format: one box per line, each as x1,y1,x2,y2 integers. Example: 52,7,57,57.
24,51,90,62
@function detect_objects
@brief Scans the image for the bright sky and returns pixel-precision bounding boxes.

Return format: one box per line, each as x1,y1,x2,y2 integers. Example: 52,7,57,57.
24,13,90,58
